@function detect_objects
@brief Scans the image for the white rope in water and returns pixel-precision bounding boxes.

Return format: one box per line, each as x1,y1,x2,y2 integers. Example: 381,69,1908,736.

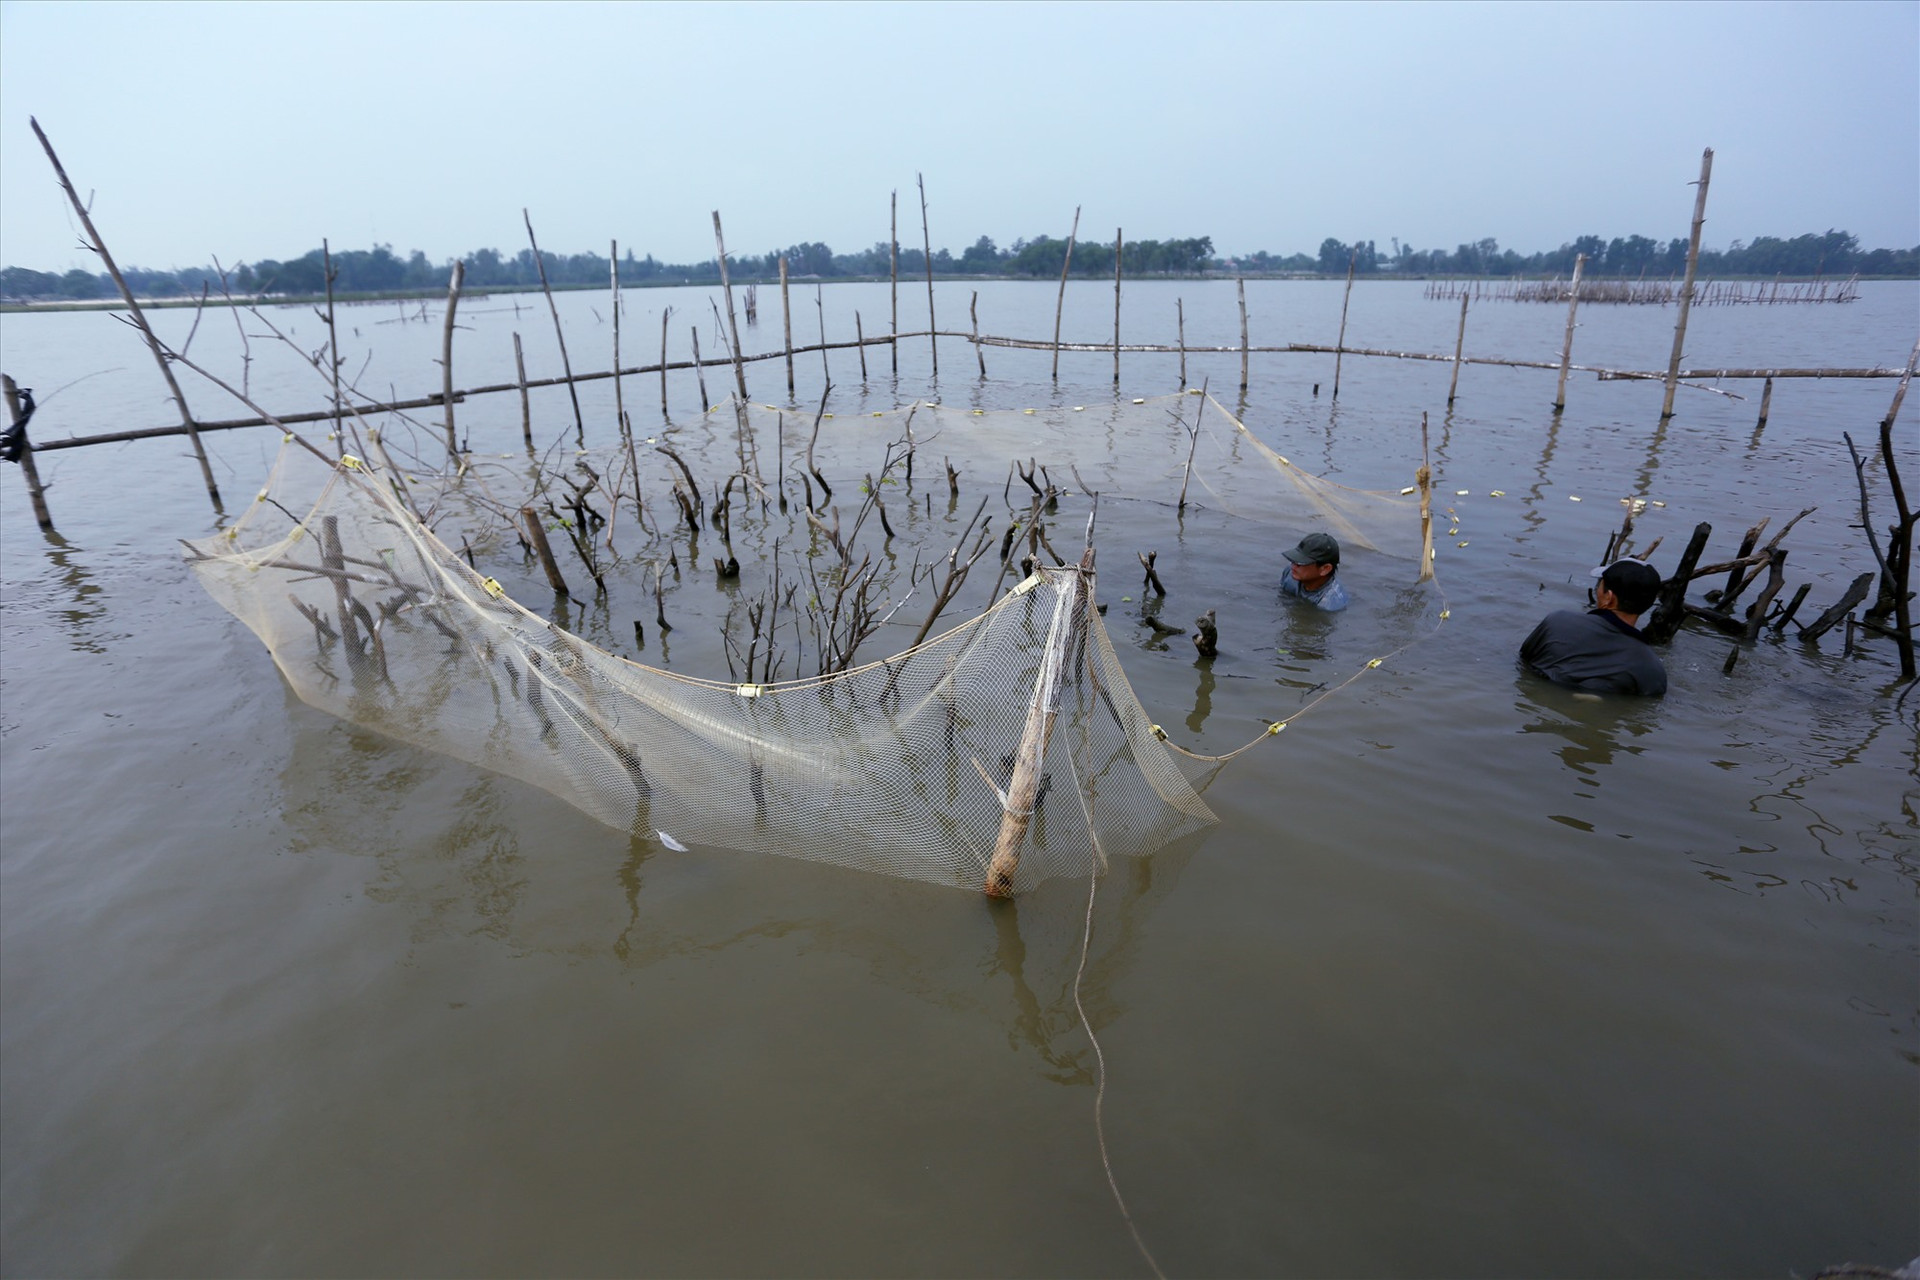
1073,848,1166,1280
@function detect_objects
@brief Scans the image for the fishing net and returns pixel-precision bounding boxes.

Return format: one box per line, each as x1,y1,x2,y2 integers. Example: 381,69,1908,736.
184,393,1428,894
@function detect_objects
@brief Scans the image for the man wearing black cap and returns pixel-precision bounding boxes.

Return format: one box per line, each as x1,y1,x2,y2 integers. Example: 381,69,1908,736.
1519,559,1668,696
1280,531,1349,612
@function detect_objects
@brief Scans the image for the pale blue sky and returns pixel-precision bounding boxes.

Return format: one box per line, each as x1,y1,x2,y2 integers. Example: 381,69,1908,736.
2,0,1915,271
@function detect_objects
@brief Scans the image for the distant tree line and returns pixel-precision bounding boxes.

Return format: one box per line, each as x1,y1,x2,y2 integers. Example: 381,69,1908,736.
3,228,1912,301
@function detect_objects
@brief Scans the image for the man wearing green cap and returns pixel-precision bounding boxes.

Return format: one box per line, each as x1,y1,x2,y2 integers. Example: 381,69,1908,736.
1279,531,1348,612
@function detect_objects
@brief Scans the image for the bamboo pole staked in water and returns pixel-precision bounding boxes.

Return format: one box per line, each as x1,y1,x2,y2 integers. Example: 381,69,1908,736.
1112,227,1123,387
440,259,465,459
855,312,869,384
521,505,571,596
1332,250,1356,400
1177,299,1187,386
1553,253,1587,412
815,284,830,381
985,554,1090,897
1661,148,1714,421
711,211,750,402
918,173,937,376
610,240,626,437
1052,206,1081,381
1756,375,1774,430
1237,279,1250,392
29,116,221,510
659,306,672,417
1447,293,1469,404
691,328,709,410
3,375,54,530
524,209,585,444
889,191,899,375
514,332,532,451
780,257,794,400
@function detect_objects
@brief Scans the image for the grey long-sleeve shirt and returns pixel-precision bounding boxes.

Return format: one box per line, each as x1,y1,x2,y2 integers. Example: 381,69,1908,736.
1519,608,1668,696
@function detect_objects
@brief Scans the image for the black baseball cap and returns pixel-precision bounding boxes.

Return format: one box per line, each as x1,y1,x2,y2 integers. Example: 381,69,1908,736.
1591,558,1662,611
1283,532,1341,567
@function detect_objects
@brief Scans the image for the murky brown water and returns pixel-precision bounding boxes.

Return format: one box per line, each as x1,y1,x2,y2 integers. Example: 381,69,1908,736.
3,280,1914,1277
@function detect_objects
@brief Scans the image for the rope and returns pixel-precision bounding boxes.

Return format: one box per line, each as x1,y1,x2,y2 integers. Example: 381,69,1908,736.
1158,572,1455,766
1072,841,1166,1280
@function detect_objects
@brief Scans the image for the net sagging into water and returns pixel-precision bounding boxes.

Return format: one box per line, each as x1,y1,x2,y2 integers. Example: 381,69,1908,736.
185,439,1218,895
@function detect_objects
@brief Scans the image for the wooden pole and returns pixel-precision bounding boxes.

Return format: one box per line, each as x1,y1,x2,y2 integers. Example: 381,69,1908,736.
1447,293,1469,404
1644,522,1712,644
711,211,750,402
1661,148,1714,421
524,209,585,444
1418,412,1434,581
610,239,626,436
322,239,343,446
890,191,899,375
1755,375,1774,430
1553,253,1586,411
659,306,671,416
29,117,221,510
3,375,54,530
441,259,464,459
513,332,532,450
985,556,1090,897
692,327,709,409
855,312,868,383
1237,278,1250,392
1052,206,1081,381
971,292,986,377
816,284,830,381
1177,298,1187,386
780,256,794,400
1112,227,1123,387
521,505,571,596
1332,250,1356,400
918,173,937,376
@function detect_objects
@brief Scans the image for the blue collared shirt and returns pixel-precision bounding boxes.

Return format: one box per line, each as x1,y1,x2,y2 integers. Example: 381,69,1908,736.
1280,570,1349,612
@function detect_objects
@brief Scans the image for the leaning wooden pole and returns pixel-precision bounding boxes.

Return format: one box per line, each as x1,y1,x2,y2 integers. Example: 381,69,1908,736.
1553,253,1587,412
1177,298,1188,386
711,211,750,402
322,238,343,445
3,374,54,530
1237,278,1250,392
1052,206,1081,381
610,239,626,437
524,208,585,444
985,553,1090,897
780,256,795,399
513,332,533,450
1112,227,1123,387
440,259,465,458
1447,293,1469,404
29,117,221,509
1331,249,1356,400
918,173,937,376
1661,148,1714,421
971,292,986,378
659,306,672,416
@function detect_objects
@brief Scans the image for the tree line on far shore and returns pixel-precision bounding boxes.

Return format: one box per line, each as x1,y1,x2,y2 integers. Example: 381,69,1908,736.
3,228,1913,302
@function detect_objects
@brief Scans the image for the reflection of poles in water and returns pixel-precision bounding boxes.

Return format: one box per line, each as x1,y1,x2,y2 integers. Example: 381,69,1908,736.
1187,658,1215,735
1520,407,1565,539
612,834,656,963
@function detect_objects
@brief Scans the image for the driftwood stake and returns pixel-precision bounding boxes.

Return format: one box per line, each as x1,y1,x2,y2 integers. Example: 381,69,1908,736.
1237,278,1250,392
779,256,794,399
659,306,672,416
1644,522,1713,644
1177,298,1187,386
1661,148,1714,421
440,259,464,458
1800,573,1874,643
1052,206,1081,381
855,312,868,383
1112,227,1123,387
1755,375,1774,430
1553,253,1586,411
1418,412,1435,581
3,374,54,530
692,327,709,410
524,208,585,444
522,506,571,596
610,239,626,435
322,239,343,444
29,117,221,510
889,191,899,375
971,292,987,377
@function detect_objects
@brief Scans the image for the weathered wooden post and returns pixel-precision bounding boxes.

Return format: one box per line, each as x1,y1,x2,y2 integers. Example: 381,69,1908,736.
780,256,795,399
30,117,221,510
322,239,343,444
1177,298,1188,386
985,554,1090,897
658,306,672,417
711,211,750,402
1237,278,1250,393
441,260,464,459
521,506,571,596
1644,522,1713,644
1553,253,1586,412
918,173,938,376
3,374,54,530
691,327,710,410
889,191,900,375
1418,412,1435,582
971,292,987,378
1052,206,1080,381
610,239,626,435
1755,375,1774,430
855,312,869,383
1112,227,1123,387
1661,148,1714,421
